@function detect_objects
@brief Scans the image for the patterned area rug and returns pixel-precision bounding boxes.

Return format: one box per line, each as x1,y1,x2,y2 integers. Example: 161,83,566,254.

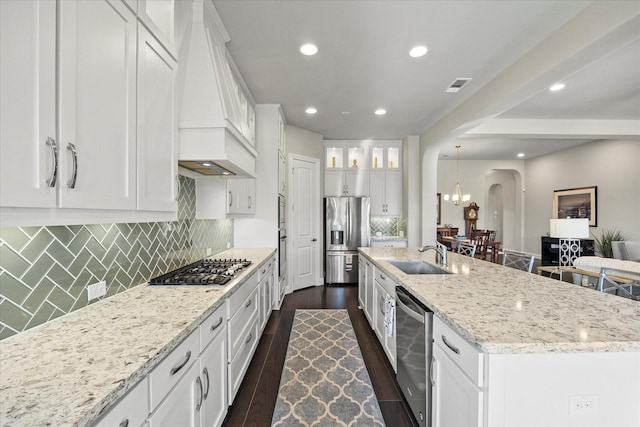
272,310,385,426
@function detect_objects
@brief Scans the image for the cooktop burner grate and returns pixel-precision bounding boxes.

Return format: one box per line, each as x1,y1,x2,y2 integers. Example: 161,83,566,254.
148,258,252,286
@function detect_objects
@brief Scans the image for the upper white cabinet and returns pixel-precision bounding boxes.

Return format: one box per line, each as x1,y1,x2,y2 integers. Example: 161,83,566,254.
324,170,369,197
137,23,178,212
0,0,57,208
370,143,401,170
58,0,137,210
370,171,402,216
227,179,256,215
139,0,174,56
325,143,368,170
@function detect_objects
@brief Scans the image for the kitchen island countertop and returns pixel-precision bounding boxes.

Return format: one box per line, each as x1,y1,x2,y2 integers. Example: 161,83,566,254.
359,247,640,354
0,248,275,427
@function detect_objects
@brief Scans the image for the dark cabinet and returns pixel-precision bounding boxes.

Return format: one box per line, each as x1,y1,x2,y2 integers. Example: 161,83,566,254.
540,236,595,266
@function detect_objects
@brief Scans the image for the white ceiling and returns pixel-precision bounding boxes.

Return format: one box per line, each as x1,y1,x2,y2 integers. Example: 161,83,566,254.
212,0,640,160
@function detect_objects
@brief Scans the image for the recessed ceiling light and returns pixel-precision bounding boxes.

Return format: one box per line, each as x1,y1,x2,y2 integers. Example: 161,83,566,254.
549,83,565,92
374,109,387,116
305,107,317,114
341,111,351,115
409,45,428,58
300,43,318,56
517,153,525,158
202,162,212,166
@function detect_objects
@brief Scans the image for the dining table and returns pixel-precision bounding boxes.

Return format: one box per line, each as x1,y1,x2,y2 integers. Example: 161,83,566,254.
441,236,502,263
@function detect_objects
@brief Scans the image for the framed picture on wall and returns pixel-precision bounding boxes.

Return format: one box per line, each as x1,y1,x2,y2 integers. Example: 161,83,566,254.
437,193,441,225
553,186,597,227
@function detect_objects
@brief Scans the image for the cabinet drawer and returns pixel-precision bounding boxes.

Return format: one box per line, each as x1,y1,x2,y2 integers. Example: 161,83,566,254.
149,328,200,410
94,377,149,427
228,313,259,401
433,316,484,387
227,272,259,317
228,285,259,361
200,303,226,353
375,269,396,296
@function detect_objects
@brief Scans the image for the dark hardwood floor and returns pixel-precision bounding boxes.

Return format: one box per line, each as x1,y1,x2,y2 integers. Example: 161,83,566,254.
222,284,418,427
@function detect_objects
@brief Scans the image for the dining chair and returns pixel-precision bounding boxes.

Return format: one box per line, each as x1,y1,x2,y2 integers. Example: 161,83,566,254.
597,267,640,300
502,249,535,273
471,230,491,261
457,242,477,258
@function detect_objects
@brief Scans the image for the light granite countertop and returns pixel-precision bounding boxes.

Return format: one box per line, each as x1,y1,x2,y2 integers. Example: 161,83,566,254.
0,248,275,427
359,247,640,354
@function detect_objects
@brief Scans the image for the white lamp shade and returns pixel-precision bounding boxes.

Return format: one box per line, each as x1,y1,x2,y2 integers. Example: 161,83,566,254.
549,218,589,238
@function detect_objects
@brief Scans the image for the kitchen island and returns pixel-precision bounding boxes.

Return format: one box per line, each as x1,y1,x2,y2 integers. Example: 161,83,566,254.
359,247,640,426
0,248,275,427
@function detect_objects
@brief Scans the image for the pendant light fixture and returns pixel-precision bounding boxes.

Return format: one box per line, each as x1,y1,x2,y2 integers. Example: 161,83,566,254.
443,145,471,206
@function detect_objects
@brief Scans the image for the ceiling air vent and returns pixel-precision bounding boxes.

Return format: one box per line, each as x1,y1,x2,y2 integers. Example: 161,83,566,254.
445,78,472,93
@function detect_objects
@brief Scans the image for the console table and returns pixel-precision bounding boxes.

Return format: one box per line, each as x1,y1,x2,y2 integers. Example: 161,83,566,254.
540,236,594,267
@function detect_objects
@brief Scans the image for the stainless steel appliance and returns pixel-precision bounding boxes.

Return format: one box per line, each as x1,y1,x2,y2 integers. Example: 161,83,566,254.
148,259,252,286
324,197,370,284
396,286,433,426
278,195,286,281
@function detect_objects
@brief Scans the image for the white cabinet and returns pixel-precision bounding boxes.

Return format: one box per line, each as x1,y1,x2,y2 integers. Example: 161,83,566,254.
148,361,202,427
358,258,366,311
370,143,401,170
58,0,137,210
370,171,402,216
139,0,174,56
0,0,57,208
199,327,227,427
364,260,375,324
94,377,149,427
278,151,286,196
137,23,178,212
227,179,256,215
373,271,397,371
370,239,407,248
431,316,484,427
431,344,483,427
259,258,275,332
278,112,286,153
324,170,369,197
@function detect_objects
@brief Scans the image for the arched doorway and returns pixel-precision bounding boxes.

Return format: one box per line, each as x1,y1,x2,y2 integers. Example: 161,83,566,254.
485,169,523,251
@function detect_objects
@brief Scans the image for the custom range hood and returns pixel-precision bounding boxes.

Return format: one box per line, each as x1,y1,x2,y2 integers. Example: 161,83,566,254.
178,0,257,177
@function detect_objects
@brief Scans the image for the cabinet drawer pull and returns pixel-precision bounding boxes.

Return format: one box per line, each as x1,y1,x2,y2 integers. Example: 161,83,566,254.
66,142,78,189
118,420,129,427
169,350,191,375
248,195,252,209
202,367,210,399
430,357,436,387
210,316,223,332
175,175,180,202
45,137,58,187
245,299,252,308
441,335,460,355
379,273,385,280
195,376,203,411
228,191,233,207
245,332,253,344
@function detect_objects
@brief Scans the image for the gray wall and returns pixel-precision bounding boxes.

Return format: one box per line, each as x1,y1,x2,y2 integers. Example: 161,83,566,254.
286,125,323,160
524,139,640,254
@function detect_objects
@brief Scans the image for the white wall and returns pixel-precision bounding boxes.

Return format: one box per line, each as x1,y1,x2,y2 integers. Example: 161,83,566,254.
523,139,640,254
286,125,323,160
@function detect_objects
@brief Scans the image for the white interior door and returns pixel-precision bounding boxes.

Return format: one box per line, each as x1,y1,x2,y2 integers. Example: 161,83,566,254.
289,154,320,292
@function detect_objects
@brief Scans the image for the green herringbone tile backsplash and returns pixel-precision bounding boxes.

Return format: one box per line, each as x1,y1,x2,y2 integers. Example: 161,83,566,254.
0,176,233,340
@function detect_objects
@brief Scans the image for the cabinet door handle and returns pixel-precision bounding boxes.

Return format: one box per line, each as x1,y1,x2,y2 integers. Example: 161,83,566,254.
441,335,460,355
195,375,203,411
245,299,252,308
210,316,223,332
202,367,210,399
380,274,386,280
169,350,191,375
175,175,180,202
228,191,233,207
245,332,253,344
66,143,78,189
45,137,58,187
118,420,129,427
248,195,252,209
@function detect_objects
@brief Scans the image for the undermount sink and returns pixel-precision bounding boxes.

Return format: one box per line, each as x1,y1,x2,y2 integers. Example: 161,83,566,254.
387,260,452,275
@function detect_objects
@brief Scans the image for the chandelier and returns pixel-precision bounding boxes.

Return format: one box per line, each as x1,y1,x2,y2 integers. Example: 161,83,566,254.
443,145,470,206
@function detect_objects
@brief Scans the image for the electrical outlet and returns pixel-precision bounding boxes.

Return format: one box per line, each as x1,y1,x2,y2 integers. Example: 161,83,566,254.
570,395,598,415
206,248,212,256
226,242,231,249
87,281,106,301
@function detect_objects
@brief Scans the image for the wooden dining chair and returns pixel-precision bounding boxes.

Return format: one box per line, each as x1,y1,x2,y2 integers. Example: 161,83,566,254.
471,230,491,261
457,242,477,258
502,249,535,273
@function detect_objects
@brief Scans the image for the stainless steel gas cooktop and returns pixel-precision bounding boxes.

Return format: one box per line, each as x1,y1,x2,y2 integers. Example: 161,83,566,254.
148,258,252,286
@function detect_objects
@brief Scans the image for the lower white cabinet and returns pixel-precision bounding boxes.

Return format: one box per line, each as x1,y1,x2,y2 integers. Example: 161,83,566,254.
259,258,275,331
93,377,149,427
358,258,366,310
370,239,407,248
373,271,397,371
200,329,228,427
364,260,375,324
431,344,483,427
148,361,202,427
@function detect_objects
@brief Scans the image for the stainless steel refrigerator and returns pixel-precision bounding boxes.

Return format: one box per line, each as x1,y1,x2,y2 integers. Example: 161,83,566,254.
324,197,371,284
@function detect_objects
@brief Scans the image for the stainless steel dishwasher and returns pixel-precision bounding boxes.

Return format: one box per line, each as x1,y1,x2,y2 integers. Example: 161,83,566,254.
396,286,433,426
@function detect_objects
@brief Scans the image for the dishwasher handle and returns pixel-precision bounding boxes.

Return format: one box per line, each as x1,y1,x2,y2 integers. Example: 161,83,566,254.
396,289,425,324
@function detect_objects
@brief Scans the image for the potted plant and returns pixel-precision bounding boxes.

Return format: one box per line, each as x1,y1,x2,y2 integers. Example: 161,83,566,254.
592,229,626,258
